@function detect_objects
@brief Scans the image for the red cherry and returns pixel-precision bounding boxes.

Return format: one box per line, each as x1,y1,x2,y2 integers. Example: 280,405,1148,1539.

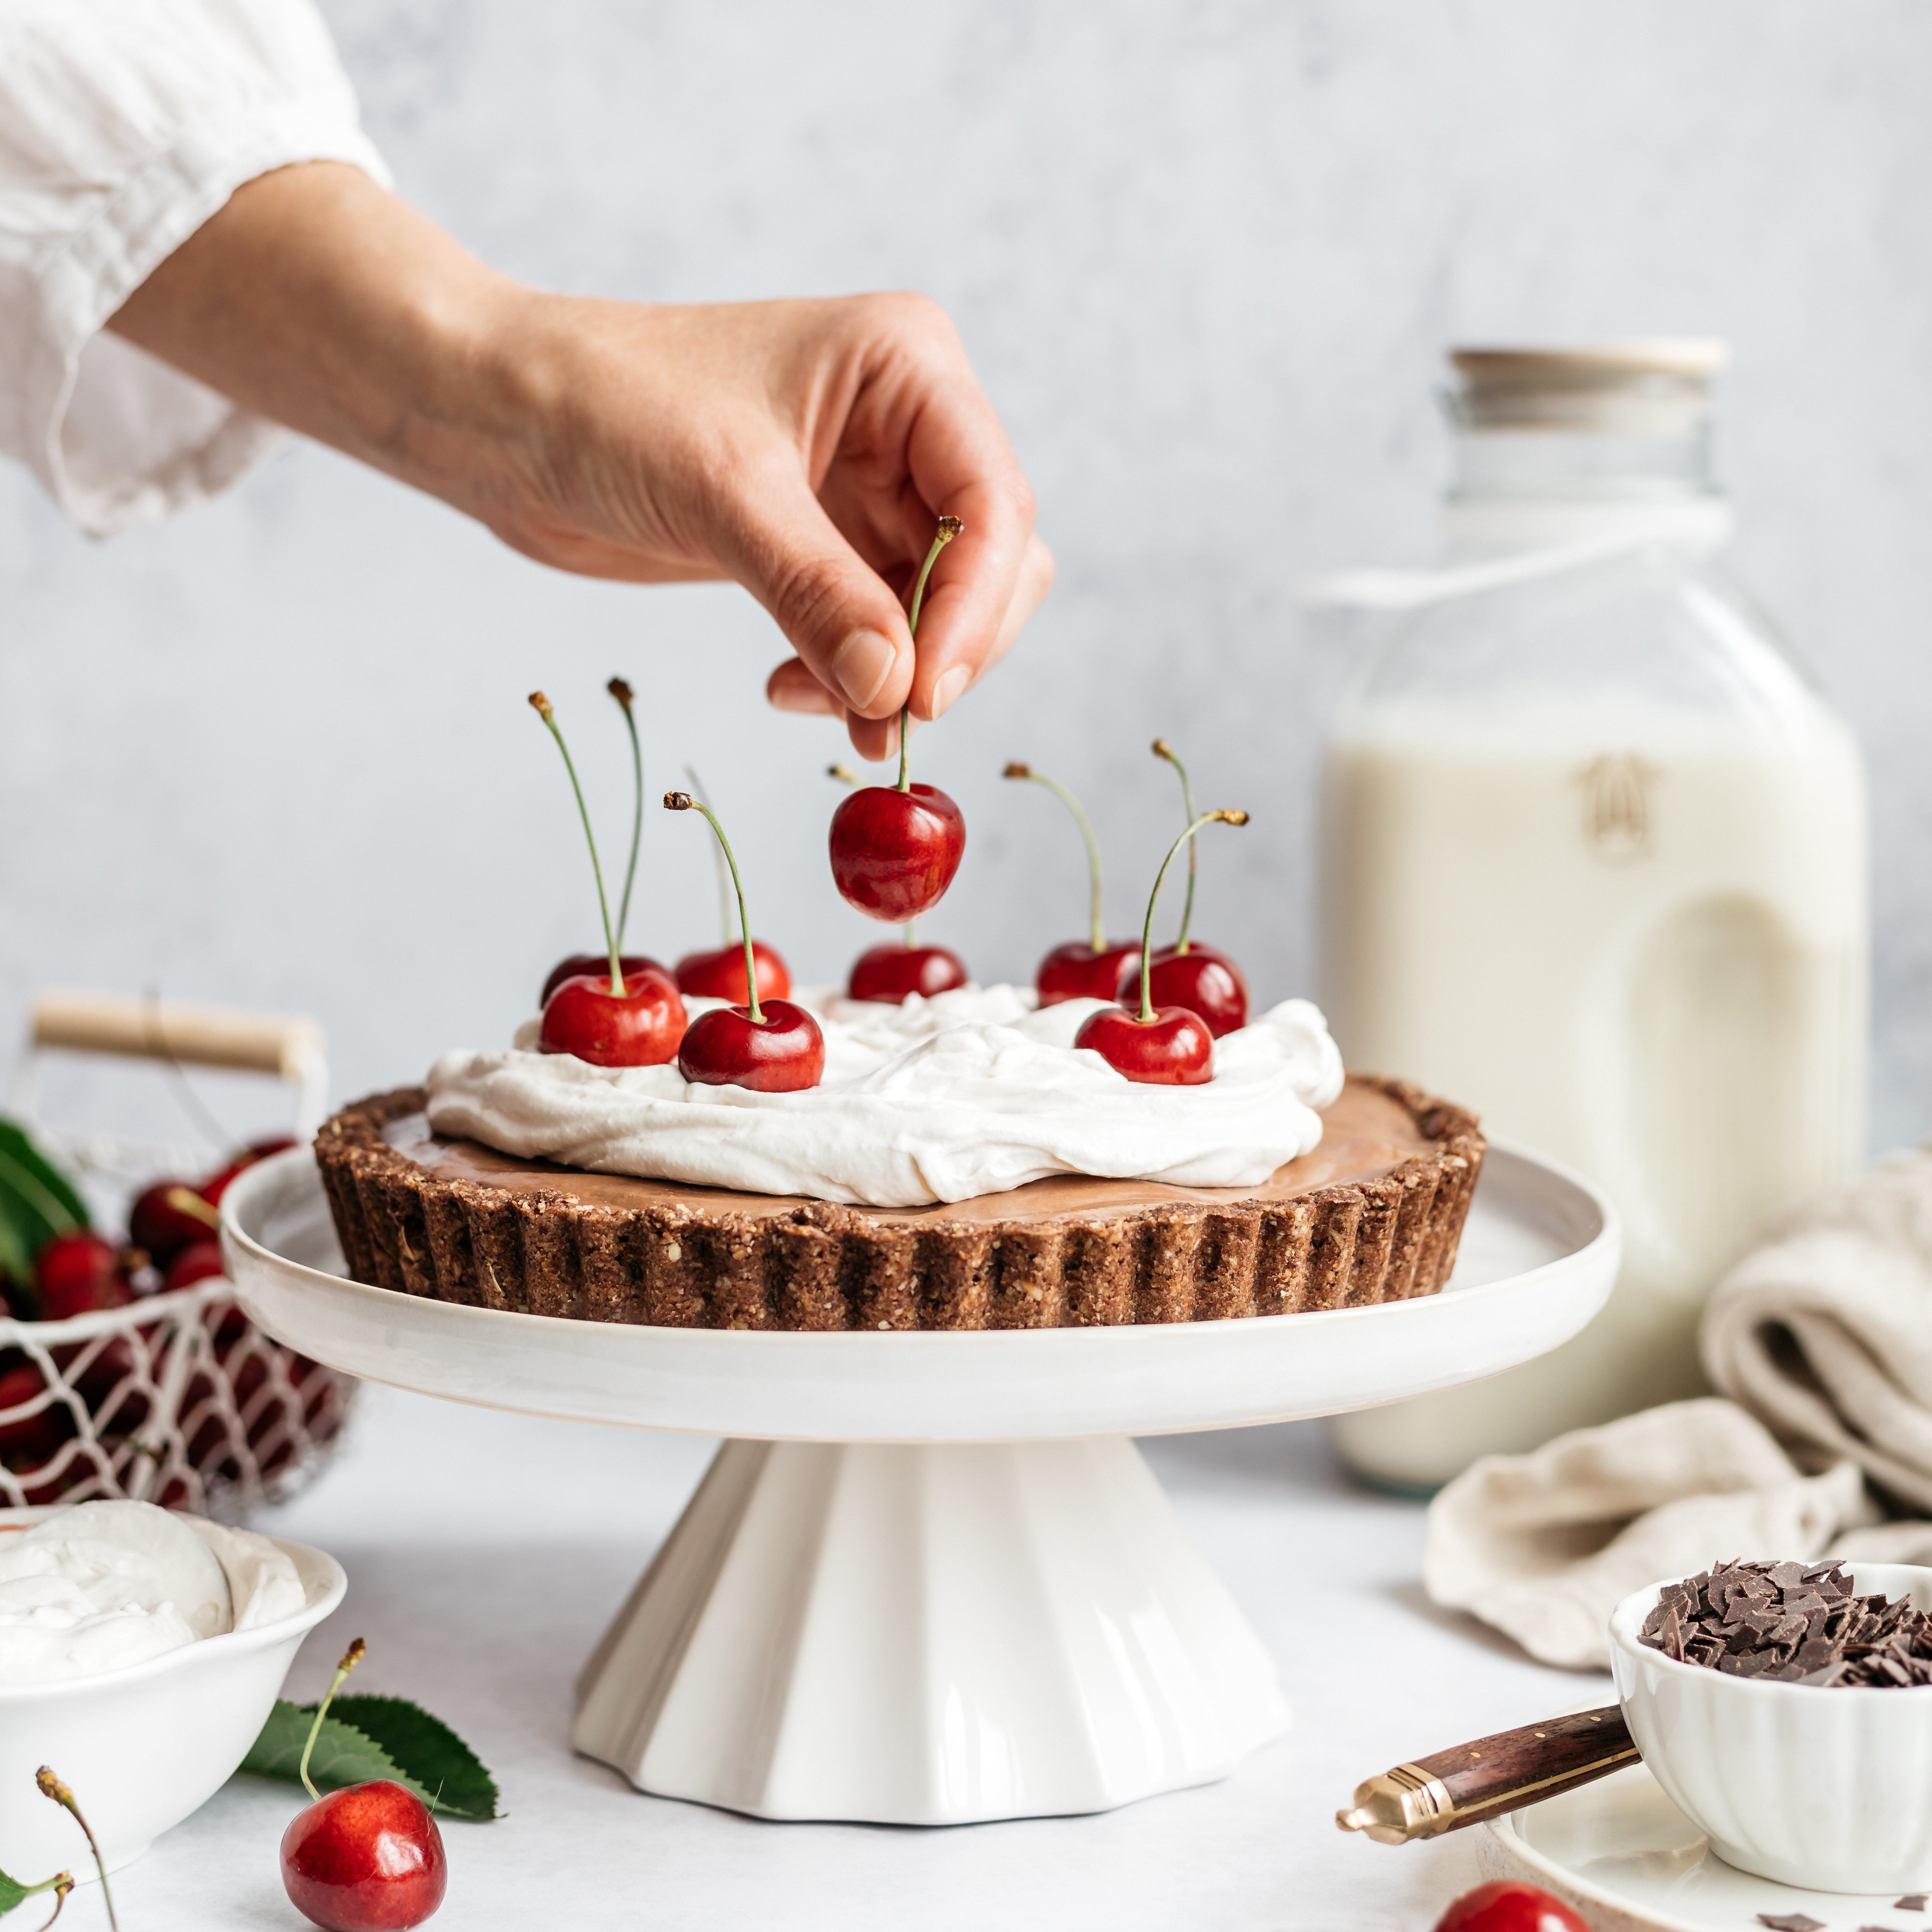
164,1239,227,1291
1433,1881,1590,1932
130,1180,217,1264
828,783,966,922
0,1361,68,1461
539,952,666,1009
675,940,792,1004
539,969,687,1067
281,1780,447,1932
200,1136,300,1208
1115,943,1248,1037
33,1233,132,1320
1073,1003,1214,1085
678,999,824,1092
1037,940,1142,1006
847,944,968,1004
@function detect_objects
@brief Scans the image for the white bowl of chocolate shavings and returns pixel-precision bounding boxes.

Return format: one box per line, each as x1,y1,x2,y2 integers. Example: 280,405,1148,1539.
1610,1559,1932,1894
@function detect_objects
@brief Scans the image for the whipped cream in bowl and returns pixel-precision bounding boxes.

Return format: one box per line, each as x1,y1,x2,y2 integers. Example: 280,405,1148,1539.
427,984,1345,1209
0,1499,346,1875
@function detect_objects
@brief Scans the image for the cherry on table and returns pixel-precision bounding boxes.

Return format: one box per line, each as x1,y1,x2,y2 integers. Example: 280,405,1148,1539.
33,1232,133,1320
539,952,666,1009
1433,1881,1589,1932
539,968,687,1067
847,943,968,1004
666,791,825,1093
282,1778,447,1932
1113,942,1249,1037
280,1638,446,1932
675,940,792,1005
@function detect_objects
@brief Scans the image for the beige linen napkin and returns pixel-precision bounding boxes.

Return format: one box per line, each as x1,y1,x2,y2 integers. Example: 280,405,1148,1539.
1424,1145,1932,1669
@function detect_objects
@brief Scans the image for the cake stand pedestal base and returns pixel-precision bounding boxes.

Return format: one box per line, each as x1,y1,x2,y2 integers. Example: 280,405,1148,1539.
571,1436,1289,1824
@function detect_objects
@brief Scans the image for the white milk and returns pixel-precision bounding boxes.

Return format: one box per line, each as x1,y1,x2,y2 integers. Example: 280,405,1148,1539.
1324,698,1868,1482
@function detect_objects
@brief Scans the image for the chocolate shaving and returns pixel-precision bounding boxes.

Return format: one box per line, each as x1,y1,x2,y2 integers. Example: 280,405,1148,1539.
1897,1899,1928,1912
1642,1560,1932,1688
1756,1916,1825,1932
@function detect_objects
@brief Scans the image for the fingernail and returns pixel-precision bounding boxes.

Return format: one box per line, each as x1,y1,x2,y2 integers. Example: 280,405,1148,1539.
830,630,898,711
930,666,970,717
769,679,836,715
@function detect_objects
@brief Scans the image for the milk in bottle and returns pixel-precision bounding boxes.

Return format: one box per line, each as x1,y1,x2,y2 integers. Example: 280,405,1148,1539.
1323,345,1868,1488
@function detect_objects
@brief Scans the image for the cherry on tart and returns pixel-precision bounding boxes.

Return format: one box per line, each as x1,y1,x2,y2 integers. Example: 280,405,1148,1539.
1075,808,1250,1086
846,941,967,1003
528,691,687,1067
538,677,672,1011
280,1638,448,1932
666,792,824,1092
1111,737,1249,1037
673,762,793,1002
675,939,792,1005
827,516,968,922
1001,761,1140,1003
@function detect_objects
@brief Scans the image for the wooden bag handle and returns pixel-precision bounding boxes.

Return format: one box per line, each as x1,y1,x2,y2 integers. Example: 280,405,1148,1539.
32,991,324,1082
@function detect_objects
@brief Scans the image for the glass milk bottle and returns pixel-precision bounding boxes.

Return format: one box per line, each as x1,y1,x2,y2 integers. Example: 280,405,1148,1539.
1323,343,1869,1489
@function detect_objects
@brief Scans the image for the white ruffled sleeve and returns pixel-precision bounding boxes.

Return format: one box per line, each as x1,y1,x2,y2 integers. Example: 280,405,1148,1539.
0,0,391,535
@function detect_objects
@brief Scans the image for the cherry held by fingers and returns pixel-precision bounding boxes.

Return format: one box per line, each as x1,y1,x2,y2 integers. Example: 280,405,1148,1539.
539,969,686,1067
826,516,967,922
1114,943,1249,1038
666,791,825,1091
1433,1881,1590,1932
846,943,968,1004
675,940,792,1005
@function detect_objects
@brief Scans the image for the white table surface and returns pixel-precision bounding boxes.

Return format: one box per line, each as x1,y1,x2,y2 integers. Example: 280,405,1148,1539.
89,1388,1606,1932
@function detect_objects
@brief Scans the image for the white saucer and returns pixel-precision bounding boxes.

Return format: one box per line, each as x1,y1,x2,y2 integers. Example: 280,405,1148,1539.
1480,1759,1927,1931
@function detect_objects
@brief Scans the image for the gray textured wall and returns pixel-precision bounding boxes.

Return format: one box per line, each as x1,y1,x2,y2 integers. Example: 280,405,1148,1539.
4,0,1930,1153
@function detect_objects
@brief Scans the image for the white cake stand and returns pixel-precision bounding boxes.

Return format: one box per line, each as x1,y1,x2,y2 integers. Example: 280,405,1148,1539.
222,1146,1617,1827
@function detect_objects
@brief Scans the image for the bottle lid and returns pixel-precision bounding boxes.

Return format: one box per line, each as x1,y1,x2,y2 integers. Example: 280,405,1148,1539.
1448,340,1727,433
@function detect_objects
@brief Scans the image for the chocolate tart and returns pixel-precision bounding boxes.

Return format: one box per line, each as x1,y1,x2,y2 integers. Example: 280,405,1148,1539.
313,1075,1484,1332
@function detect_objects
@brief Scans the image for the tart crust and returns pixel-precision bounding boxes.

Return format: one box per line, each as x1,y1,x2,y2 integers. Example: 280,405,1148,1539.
313,1076,1484,1331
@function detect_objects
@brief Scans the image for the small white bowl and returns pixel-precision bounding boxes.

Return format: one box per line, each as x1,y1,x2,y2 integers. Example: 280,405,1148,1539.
1610,1562,1932,1894
0,1520,346,1879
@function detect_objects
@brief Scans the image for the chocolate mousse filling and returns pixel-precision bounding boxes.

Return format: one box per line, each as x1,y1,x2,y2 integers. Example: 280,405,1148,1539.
314,1075,1483,1331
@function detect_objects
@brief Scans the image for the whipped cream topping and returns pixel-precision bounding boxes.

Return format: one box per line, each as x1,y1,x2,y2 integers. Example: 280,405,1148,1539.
425,983,1344,1210
0,1499,307,1686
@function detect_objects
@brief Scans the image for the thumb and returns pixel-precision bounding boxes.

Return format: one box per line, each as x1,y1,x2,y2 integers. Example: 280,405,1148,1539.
717,464,914,719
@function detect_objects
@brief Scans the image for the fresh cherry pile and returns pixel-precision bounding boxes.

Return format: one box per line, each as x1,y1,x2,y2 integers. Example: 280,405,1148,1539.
0,1131,341,1507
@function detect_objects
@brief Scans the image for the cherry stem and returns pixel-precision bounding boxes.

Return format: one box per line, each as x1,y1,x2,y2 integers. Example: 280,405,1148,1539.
1151,739,1198,953
666,793,763,1023
1134,810,1249,1023
34,1770,112,1932
1004,763,1105,953
827,764,860,787
684,764,735,946
904,920,918,948
298,1637,367,1805
29,1877,72,1932
530,693,624,997
609,679,642,951
898,515,963,793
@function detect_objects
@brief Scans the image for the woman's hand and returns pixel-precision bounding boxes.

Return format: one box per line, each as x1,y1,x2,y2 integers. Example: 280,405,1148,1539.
110,162,1051,758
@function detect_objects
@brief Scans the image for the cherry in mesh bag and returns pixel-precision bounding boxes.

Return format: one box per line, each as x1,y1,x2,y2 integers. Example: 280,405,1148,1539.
2,992,354,1518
